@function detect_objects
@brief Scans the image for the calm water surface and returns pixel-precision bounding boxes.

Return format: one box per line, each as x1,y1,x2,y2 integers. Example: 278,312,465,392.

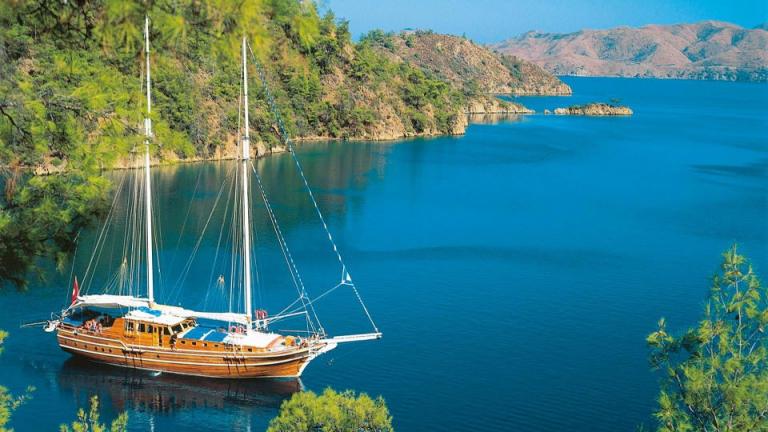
1,77,766,431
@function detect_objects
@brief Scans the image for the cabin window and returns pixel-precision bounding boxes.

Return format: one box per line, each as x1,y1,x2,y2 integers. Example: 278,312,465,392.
164,327,171,336
247,348,253,352
125,321,134,331
203,343,208,347
214,344,219,348
172,325,182,333
191,341,196,346
181,341,186,345
148,326,154,334
138,323,145,332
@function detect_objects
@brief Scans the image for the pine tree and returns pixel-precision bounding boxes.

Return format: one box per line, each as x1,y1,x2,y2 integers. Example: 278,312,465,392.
647,245,768,431
59,396,128,432
267,388,393,432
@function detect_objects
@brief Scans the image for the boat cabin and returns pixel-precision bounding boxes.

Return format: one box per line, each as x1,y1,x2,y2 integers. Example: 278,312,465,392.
61,302,287,352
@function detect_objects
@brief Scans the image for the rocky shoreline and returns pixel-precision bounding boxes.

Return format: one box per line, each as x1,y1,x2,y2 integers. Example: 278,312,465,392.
33,95,640,175
31,95,538,175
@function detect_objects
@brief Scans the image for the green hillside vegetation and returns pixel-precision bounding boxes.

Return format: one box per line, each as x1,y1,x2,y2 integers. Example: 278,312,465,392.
0,0,471,287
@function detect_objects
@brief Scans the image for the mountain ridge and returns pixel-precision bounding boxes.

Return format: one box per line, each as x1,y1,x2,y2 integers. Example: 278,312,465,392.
491,21,768,82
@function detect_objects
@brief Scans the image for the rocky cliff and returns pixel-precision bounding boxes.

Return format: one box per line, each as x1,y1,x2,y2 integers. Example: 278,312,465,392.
492,21,768,82
466,98,533,114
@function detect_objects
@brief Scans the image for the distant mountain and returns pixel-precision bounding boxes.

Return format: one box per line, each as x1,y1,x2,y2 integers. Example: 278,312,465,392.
491,21,768,82
367,30,571,95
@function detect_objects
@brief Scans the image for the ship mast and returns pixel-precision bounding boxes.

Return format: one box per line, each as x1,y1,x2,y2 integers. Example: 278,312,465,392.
144,16,155,305
241,37,252,323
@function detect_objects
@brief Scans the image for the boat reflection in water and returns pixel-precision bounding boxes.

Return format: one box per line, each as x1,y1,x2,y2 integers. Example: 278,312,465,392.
57,357,300,416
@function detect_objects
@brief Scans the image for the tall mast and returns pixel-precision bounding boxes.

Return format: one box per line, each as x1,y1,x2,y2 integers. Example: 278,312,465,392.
241,37,252,323
144,16,155,305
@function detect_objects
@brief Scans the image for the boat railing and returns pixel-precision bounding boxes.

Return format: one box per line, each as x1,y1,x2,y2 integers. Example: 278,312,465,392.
63,325,142,354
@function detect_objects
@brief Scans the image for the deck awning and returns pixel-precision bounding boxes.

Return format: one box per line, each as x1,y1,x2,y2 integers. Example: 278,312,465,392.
125,309,187,326
71,295,249,325
72,294,149,309
225,331,282,348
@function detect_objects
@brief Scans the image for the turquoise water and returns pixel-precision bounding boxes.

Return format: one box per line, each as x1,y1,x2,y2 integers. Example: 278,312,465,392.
1,77,766,431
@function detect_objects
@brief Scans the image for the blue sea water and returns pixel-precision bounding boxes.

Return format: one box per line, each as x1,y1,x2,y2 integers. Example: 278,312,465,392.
0,77,766,431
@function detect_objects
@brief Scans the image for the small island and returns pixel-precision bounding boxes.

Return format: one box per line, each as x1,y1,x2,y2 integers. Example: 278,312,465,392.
554,103,633,116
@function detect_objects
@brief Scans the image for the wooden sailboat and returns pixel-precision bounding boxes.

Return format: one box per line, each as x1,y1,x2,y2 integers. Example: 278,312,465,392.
45,18,381,379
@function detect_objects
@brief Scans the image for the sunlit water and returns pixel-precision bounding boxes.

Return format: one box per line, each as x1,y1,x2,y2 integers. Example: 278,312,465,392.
1,77,766,431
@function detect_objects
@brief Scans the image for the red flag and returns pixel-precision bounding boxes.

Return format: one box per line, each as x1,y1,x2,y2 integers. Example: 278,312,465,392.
71,276,79,305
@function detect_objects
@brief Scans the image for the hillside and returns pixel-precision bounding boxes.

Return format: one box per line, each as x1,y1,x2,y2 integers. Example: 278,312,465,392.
0,1,478,172
492,21,768,82
0,0,541,287
367,30,571,95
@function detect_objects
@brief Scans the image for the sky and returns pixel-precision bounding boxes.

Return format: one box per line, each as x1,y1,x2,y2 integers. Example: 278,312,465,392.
321,0,768,43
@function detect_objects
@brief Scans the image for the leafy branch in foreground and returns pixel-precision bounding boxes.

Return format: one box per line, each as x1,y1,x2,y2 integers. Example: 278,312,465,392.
646,245,768,432
59,396,127,432
267,388,393,432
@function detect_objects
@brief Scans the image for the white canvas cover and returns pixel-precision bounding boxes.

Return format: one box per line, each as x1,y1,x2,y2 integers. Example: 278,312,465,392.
225,331,282,348
72,295,249,326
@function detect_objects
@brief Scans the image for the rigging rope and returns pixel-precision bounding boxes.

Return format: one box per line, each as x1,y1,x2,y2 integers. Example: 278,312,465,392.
170,171,229,296
204,165,236,311
250,162,320,335
81,169,127,294
168,167,202,272
246,42,379,334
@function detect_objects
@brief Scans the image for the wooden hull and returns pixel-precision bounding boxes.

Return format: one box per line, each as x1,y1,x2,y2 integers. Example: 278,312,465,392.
56,327,320,379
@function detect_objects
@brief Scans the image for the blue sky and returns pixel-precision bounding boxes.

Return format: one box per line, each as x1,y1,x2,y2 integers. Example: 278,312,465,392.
321,0,768,43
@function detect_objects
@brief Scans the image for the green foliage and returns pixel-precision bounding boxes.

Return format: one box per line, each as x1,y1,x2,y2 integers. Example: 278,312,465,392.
0,0,464,162
349,40,465,135
267,388,393,432
0,170,111,288
360,29,396,51
60,396,128,432
498,54,524,83
646,245,768,432
404,34,415,49
462,79,482,98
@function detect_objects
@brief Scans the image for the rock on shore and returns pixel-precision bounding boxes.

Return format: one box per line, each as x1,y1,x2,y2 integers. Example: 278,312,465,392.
466,97,534,114
554,103,633,116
